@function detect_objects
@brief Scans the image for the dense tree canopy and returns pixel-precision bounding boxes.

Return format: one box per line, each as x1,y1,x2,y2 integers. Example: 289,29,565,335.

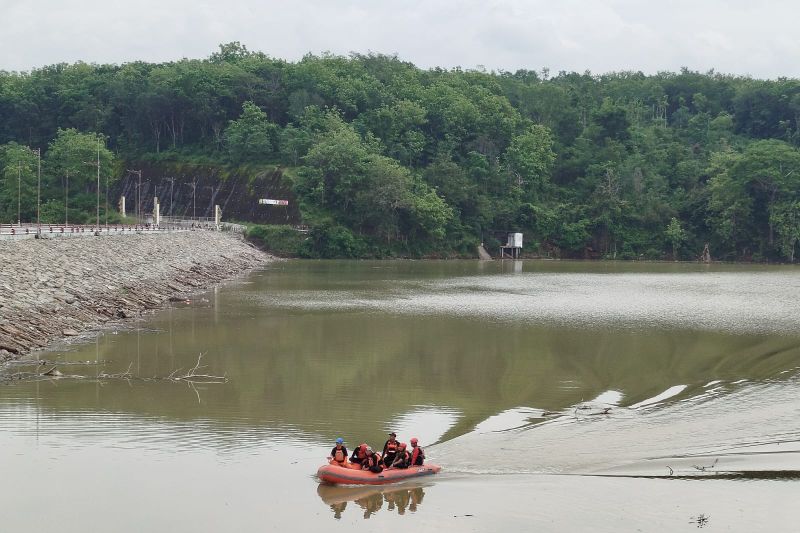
3,44,800,259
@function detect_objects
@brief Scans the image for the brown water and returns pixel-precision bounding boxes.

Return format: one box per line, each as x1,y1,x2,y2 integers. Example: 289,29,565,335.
2,260,799,531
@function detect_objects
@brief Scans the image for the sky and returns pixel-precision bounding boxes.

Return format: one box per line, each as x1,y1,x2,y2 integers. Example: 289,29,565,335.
2,0,799,78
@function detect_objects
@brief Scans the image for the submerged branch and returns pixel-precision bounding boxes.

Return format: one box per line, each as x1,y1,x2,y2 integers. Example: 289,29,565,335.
1,353,227,384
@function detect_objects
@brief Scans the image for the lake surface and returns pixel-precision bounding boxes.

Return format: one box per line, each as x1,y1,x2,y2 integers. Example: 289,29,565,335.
2,260,799,531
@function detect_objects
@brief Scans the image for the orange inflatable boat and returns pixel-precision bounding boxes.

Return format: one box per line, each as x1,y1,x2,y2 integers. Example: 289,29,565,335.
317,461,442,485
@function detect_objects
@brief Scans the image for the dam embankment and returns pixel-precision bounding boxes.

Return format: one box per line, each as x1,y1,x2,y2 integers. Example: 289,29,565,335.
0,231,269,361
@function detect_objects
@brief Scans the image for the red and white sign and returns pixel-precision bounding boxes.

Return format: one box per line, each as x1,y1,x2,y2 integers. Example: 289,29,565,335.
258,199,289,206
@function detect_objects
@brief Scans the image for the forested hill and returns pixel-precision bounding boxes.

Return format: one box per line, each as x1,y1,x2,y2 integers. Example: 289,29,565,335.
3,42,800,260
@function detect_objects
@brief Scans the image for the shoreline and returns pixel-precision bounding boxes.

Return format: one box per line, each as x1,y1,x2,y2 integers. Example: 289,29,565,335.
0,231,271,363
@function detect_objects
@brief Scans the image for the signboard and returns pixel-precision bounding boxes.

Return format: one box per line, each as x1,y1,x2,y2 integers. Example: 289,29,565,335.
258,199,289,206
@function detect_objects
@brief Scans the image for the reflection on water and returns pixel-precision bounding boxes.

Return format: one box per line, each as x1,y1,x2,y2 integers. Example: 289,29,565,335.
1,260,799,531
252,261,800,334
317,483,427,520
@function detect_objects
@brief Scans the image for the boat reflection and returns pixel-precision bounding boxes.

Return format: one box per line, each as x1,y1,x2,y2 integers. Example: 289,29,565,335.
316,482,428,520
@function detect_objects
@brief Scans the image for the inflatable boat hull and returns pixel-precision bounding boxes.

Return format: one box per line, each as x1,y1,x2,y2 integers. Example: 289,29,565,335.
317,463,441,485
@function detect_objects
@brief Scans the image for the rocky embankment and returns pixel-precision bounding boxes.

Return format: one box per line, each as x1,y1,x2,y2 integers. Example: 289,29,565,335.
0,232,269,361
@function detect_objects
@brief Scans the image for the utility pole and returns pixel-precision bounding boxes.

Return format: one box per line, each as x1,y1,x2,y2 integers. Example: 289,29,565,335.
84,138,102,230
104,167,109,228
65,170,69,226
96,140,100,230
33,148,41,233
127,169,143,222
163,177,175,216
17,161,21,225
204,185,219,218
188,180,197,219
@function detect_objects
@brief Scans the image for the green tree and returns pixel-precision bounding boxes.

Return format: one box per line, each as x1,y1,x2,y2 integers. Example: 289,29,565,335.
0,143,38,223
707,140,800,258
224,101,279,162
503,125,556,198
770,202,800,262
665,217,686,260
44,129,115,224
409,185,454,241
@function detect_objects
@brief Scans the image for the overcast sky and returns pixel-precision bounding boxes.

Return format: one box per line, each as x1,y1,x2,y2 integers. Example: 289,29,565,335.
2,0,799,78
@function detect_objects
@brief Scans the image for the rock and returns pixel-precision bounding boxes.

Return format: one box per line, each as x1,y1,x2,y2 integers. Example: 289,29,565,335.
0,232,270,361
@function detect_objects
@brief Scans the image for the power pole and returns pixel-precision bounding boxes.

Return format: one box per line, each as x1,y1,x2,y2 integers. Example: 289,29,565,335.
105,168,109,228
96,140,100,230
84,139,103,230
33,148,41,233
189,180,197,219
126,169,143,222
17,161,21,225
65,170,69,226
163,177,175,216
205,185,219,218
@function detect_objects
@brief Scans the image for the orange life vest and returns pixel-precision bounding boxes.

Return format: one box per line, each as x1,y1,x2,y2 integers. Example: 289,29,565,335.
411,446,424,465
364,453,382,469
393,450,410,467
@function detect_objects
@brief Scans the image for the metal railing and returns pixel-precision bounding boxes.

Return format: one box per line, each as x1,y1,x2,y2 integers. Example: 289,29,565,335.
0,223,181,236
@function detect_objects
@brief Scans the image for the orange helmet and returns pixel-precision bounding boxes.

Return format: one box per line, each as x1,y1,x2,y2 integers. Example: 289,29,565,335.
398,442,407,450
410,438,418,445
359,443,367,453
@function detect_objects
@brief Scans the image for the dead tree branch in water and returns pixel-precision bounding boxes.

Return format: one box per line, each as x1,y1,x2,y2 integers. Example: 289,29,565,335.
168,353,227,383
1,353,226,384
573,403,613,419
97,362,133,380
692,458,719,472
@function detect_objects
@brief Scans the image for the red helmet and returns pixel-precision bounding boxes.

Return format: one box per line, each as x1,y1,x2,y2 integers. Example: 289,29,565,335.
398,442,407,450
410,437,418,445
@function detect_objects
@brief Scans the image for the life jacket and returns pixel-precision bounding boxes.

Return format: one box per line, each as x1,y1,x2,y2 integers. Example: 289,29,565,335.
333,446,346,463
411,446,425,465
393,450,410,467
350,447,366,463
365,453,382,469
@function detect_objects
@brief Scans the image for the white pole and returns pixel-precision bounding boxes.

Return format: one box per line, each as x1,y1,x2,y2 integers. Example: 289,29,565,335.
17,161,21,225
65,170,69,226
96,140,100,230
36,148,41,233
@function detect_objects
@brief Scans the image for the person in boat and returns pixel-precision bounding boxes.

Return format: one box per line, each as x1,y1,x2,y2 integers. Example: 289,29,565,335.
330,437,348,466
350,443,368,465
409,437,425,466
362,447,383,473
382,431,399,467
388,442,411,469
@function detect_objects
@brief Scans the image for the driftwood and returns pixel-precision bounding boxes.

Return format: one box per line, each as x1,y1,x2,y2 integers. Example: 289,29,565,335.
692,458,719,472
165,353,227,383
1,353,226,384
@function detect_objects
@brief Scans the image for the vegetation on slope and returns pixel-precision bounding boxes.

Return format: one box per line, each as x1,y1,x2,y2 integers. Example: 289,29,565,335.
3,42,800,260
